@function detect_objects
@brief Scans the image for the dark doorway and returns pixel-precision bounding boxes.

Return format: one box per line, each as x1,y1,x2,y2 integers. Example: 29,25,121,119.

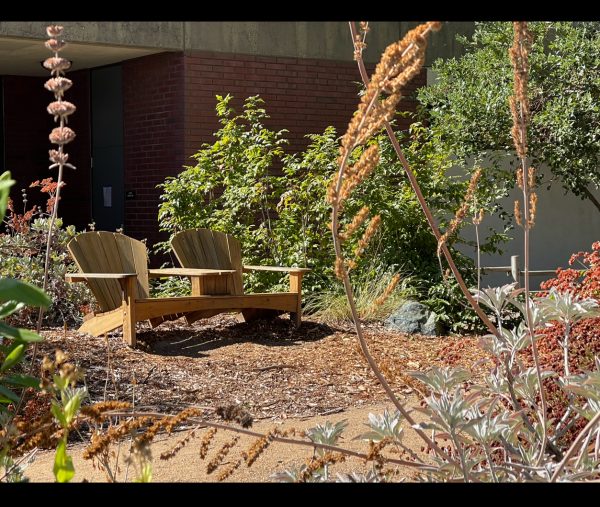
91,65,124,232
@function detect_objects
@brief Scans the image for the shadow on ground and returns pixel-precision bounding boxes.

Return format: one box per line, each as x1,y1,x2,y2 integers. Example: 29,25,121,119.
135,316,337,357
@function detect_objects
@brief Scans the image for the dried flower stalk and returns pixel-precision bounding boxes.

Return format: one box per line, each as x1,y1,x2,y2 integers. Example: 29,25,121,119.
372,273,401,309
348,23,501,336
339,205,370,242
199,428,218,459
437,167,483,257
207,436,239,474
330,21,456,466
509,21,548,465
15,24,77,418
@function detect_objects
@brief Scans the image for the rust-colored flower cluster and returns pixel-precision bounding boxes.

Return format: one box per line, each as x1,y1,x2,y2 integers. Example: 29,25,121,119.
160,426,201,461
372,273,402,309
199,428,218,459
509,22,533,160
365,437,391,470
206,435,240,474
437,167,483,256
300,451,347,481
217,458,242,481
515,166,538,227
44,25,76,172
83,417,153,460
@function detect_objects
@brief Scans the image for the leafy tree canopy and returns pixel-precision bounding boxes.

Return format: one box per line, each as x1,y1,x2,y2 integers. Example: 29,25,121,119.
419,21,600,211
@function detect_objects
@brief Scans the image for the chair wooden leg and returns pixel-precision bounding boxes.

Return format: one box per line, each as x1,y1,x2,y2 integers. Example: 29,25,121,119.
121,276,137,348
289,272,303,328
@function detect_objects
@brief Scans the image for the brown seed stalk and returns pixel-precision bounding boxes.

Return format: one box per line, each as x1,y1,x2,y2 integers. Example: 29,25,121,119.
437,167,483,257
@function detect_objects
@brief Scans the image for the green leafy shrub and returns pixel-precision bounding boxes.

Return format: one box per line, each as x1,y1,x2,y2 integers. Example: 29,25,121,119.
0,178,93,326
158,95,502,331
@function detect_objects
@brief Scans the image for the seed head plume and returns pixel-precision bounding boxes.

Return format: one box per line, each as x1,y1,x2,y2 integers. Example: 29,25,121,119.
437,167,483,257
509,22,532,160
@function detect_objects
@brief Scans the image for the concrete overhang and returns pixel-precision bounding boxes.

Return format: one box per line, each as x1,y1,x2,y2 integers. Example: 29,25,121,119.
0,21,183,76
0,36,167,76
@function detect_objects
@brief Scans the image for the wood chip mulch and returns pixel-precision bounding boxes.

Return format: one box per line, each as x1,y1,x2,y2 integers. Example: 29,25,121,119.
33,315,493,422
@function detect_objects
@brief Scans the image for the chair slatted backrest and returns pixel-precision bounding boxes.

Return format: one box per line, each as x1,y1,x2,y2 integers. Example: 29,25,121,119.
67,231,150,312
171,229,244,295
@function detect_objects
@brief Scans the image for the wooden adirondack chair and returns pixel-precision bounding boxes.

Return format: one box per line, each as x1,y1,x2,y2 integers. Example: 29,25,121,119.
65,231,308,348
170,228,310,326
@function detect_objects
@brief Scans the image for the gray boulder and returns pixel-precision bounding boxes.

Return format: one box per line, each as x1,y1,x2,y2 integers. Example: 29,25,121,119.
385,301,441,336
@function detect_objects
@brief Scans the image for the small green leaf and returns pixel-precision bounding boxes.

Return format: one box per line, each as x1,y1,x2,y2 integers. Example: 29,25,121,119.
0,279,51,307
3,374,40,389
135,462,153,483
0,301,24,319
63,392,84,425
0,322,44,342
0,171,15,223
1,344,25,372
52,374,68,392
51,401,68,428
0,384,20,404
53,438,75,483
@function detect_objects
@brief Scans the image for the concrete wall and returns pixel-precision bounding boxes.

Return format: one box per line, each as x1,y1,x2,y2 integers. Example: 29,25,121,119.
0,22,184,50
457,166,600,289
0,22,474,64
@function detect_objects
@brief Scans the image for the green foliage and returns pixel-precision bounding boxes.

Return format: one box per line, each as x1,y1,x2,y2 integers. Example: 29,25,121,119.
0,172,15,223
419,21,600,209
0,172,50,415
157,94,289,294
53,438,75,483
0,171,50,481
0,182,94,326
158,95,502,331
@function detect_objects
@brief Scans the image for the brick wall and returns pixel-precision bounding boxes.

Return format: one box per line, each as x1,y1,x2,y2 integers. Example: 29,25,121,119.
122,52,185,249
184,51,425,157
122,50,426,257
3,71,92,231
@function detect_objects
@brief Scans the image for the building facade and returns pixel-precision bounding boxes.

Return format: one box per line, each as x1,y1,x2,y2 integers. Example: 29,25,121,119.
0,21,473,259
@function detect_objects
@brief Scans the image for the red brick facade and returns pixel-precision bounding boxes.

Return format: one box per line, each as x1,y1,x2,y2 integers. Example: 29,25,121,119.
122,52,186,243
123,50,425,255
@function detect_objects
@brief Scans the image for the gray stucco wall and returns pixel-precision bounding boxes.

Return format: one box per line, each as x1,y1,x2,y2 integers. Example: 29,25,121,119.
0,21,474,64
457,166,600,290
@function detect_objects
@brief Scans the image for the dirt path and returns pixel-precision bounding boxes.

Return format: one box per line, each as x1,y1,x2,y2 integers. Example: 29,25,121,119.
17,315,487,482
24,399,426,482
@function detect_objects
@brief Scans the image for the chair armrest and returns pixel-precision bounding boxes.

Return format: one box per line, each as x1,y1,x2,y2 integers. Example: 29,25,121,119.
148,268,238,278
242,265,311,273
65,273,137,283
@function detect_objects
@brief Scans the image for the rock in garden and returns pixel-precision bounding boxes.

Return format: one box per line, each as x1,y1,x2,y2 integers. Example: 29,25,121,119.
385,301,441,336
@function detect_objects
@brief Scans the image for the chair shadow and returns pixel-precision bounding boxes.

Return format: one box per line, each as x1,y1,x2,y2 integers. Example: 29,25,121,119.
135,317,337,358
